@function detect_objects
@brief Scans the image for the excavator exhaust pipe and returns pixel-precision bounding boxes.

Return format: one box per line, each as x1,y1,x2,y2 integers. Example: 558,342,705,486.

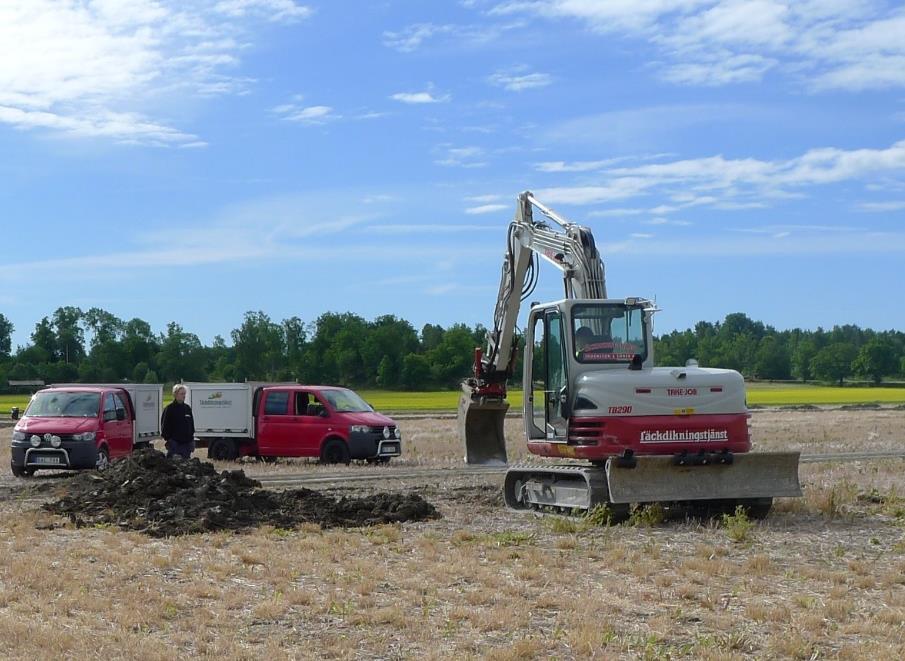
459,383,509,465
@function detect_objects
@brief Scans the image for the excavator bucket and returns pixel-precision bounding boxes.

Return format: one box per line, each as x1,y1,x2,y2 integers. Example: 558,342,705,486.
458,384,509,465
605,452,802,504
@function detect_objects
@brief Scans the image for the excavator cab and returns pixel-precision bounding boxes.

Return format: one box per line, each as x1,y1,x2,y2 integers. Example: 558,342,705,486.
461,299,649,464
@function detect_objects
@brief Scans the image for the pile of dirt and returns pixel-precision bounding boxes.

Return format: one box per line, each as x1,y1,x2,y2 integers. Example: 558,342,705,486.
43,448,439,537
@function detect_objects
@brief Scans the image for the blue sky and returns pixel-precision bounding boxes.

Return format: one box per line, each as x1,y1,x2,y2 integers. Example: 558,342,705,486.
2,0,904,350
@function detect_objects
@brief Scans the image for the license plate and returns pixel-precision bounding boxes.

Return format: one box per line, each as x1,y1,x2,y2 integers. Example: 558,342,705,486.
34,455,62,465
382,443,400,455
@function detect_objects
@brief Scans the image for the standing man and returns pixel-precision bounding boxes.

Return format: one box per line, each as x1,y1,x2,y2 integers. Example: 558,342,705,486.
161,384,195,460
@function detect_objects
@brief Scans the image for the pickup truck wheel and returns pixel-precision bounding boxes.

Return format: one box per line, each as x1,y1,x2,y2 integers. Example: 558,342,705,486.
208,439,238,461
11,462,34,478
320,439,350,465
96,446,110,471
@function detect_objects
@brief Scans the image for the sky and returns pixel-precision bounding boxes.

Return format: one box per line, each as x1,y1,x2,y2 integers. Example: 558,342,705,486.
1,0,904,350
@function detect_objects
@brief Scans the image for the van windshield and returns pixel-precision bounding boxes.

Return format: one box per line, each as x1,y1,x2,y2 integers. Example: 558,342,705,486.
321,389,373,413
26,391,101,418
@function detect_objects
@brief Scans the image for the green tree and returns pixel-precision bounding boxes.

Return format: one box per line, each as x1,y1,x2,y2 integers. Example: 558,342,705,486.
84,308,127,379
52,306,85,364
791,337,818,381
231,311,284,380
156,322,206,382
810,343,857,386
31,317,57,361
361,315,418,388
0,313,13,359
400,353,431,390
753,335,791,380
428,324,477,387
305,312,368,385
852,338,898,384
122,318,158,368
281,317,307,380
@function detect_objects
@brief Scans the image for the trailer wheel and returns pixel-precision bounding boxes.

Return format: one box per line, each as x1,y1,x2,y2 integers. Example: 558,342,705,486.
320,438,350,465
10,462,34,478
208,439,238,461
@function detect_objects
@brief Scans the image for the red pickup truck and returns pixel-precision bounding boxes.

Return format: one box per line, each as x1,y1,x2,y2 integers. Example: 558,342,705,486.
185,383,402,463
10,384,162,477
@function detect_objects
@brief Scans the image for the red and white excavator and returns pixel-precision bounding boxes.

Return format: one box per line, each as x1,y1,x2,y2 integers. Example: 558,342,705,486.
459,191,801,518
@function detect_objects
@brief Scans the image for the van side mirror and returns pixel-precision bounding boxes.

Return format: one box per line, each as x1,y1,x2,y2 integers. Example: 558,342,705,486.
103,410,116,422
318,407,329,418
116,408,126,421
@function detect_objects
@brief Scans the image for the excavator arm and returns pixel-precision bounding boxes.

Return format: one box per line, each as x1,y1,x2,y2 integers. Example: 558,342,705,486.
461,191,607,463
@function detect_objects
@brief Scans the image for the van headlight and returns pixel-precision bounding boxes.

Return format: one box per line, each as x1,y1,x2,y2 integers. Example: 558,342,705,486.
72,432,96,441
350,425,369,434
12,431,26,442
30,435,41,447
382,426,391,439
394,427,401,439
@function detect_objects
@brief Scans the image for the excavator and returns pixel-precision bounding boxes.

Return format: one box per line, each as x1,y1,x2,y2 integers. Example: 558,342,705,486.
459,191,801,518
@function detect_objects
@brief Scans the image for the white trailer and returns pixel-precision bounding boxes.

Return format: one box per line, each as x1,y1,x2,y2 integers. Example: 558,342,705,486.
50,383,163,448
183,382,268,441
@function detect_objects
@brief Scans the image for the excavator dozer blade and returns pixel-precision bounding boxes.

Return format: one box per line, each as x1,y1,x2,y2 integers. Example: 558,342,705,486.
458,384,509,465
605,452,802,504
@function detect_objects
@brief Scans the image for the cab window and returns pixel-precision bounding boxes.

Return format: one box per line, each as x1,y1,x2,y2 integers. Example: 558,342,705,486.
264,391,290,415
572,304,647,364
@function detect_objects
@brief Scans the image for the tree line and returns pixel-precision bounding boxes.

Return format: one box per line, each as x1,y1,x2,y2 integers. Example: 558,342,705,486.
0,308,903,391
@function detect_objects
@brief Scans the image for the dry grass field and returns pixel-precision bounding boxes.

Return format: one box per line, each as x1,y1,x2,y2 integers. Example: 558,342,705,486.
1,409,904,659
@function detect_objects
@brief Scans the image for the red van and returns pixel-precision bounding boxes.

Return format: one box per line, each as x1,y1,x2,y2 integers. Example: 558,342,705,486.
186,383,402,463
9,384,162,477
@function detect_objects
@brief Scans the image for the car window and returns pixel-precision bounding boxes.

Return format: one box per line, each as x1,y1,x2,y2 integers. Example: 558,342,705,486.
264,391,290,415
113,393,127,417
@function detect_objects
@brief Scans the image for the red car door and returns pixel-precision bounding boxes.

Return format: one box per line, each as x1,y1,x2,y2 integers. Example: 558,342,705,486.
291,390,332,456
103,392,132,459
257,390,295,456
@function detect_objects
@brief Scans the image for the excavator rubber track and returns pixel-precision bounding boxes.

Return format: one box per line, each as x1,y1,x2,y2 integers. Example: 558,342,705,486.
503,452,801,518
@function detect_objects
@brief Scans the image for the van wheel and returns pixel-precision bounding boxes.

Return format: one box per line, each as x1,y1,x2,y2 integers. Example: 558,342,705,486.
96,447,110,471
320,439,350,465
11,462,34,478
208,439,238,461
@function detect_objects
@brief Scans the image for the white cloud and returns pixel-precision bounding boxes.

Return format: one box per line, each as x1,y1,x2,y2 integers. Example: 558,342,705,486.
535,139,905,209
661,52,778,86
466,194,504,203
382,20,523,53
536,159,617,172
630,233,654,239
642,218,692,226
0,0,308,145
858,200,905,212
382,23,452,53
488,69,553,91
491,1,905,91
435,146,488,168
366,224,494,234
214,0,312,22
391,90,451,104
465,204,508,214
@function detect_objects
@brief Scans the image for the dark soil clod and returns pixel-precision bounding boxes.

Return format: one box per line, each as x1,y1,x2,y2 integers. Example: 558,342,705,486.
42,448,440,537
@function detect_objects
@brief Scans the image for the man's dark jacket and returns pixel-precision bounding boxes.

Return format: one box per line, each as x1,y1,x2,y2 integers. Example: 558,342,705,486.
161,401,195,444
